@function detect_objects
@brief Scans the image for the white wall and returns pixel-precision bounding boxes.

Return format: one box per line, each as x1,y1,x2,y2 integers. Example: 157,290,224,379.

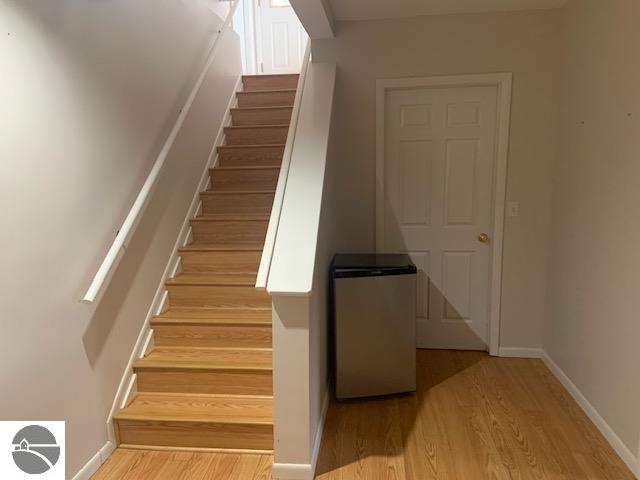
312,9,562,350
544,0,640,459
0,0,241,476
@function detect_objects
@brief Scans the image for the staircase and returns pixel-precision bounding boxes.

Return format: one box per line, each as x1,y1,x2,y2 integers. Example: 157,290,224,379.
113,73,299,453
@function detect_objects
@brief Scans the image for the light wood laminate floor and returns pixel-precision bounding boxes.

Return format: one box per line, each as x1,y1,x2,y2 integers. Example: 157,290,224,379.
92,350,634,479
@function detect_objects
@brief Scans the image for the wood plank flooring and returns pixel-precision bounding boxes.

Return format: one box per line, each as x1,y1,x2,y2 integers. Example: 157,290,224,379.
93,350,634,479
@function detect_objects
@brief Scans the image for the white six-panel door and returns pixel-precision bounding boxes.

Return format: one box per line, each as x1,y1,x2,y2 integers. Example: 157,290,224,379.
257,0,306,74
380,85,499,350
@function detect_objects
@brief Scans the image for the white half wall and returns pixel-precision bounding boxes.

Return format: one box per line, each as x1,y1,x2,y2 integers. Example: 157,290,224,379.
0,0,241,476
544,0,640,464
270,61,338,479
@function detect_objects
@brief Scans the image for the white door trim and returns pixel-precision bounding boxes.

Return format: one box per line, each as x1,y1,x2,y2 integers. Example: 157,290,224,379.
253,0,264,73
375,73,513,356
241,0,259,74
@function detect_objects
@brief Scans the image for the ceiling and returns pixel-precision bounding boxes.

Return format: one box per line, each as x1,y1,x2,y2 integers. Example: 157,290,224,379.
326,0,568,21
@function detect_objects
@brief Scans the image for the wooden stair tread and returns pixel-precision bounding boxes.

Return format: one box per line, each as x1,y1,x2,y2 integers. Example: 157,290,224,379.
224,124,289,130
135,347,272,371
242,74,299,81
212,165,280,171
187,217,268,247
215,147,284,167
191,213,270,221
179,245,263,253
152,317,270,327
183,241,265,250
201,190,276,195
114,393,273,424
155,307,271,323
236,90,296,108
223,125,289,146
209,166,280,192
190,216,268,223
217,144,285,150
166,272,257,287
237,88,296,94
230,106,293,112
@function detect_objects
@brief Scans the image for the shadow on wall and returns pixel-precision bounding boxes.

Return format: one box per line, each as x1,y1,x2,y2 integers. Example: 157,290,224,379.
81,180,176,368
6,0,226,374
376,188,488,348
317,196,486,474
13,0,233,366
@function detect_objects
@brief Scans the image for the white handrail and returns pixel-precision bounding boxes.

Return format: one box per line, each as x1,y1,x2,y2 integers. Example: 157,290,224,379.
255,39,312,290
82,1,239,304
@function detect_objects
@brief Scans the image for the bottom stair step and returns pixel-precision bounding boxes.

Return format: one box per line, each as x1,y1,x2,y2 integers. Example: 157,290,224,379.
114,393,273,451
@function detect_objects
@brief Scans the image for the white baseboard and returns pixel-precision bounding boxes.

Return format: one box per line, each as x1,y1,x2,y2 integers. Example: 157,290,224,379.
310,386,330,473
500,347,638,477
498,347,544,358
273,386,330,480
540,352,639,478
272,463,315,480
72,441,115,480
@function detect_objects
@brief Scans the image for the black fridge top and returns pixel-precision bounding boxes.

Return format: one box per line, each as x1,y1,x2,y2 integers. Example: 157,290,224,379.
331,254,416,278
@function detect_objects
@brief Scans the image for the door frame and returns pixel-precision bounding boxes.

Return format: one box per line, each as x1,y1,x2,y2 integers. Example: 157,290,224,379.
233,0,259,74
375,73,513,356
253,0,265,73
253,0,306,74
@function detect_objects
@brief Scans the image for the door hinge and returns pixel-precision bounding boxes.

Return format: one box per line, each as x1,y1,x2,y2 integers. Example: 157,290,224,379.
260,62,264,73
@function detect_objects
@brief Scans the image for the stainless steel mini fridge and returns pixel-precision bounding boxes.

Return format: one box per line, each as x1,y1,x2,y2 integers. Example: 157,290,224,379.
331,254,417,399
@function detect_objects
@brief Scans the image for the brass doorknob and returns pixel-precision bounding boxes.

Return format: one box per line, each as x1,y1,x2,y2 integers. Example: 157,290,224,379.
478,233,490,243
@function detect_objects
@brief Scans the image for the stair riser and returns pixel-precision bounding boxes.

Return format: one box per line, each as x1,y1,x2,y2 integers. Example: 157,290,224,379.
243,75,299,91
201,192,275,215
218,146,284,168
237,90,296,108
190,220,268,245
180,251,262,274
116,420,273,451
231,108,292,126
135,370,273,395
210,168,279,192
225,126,288,145
167,285,271,309
153,325,272,348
